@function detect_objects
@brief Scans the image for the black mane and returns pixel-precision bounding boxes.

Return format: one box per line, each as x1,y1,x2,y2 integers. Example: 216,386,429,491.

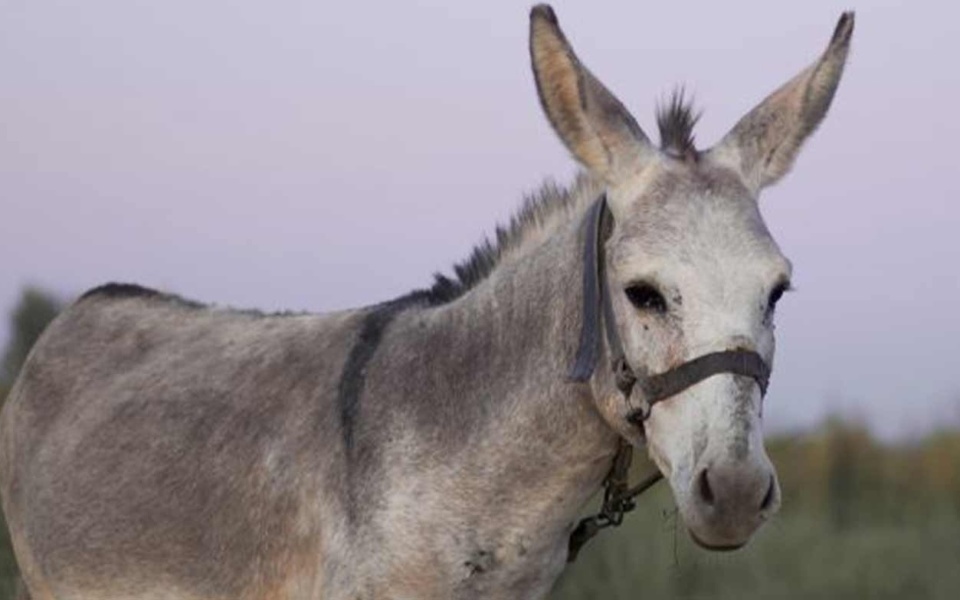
656,89,701,159
78,282,206,309
414,177,588,306
413,91,700,309
84,96,695,316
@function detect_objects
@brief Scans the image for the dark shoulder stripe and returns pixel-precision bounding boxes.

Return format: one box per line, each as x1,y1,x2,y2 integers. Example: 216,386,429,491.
337,295,423,453
336,295,425,523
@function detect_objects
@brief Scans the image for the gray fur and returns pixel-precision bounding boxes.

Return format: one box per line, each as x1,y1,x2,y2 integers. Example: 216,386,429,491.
0,176,619,599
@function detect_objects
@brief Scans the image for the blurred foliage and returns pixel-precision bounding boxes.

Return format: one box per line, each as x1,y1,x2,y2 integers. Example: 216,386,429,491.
0,286,61,598
0,287,61,393
0,288,958,598
0,512,14,600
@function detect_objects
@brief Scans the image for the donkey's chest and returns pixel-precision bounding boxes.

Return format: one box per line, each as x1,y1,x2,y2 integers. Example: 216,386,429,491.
349,507,571,600
363,543,568,600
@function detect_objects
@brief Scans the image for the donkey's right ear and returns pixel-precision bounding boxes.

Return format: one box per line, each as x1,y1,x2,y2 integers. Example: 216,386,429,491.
530,5,653,181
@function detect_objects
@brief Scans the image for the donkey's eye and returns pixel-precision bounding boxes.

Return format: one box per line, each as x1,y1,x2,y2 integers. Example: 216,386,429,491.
767,281,791,312
625,283,667,313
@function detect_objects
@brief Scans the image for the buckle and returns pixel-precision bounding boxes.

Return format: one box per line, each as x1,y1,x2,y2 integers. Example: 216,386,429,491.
626,399,652,424
612,357,637,394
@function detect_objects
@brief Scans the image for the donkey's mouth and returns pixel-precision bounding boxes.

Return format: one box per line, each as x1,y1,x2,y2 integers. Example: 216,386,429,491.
688,529,747,552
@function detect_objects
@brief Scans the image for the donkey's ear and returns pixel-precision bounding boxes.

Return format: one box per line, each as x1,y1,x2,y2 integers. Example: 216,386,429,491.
711,13,854,192
530,5,653,181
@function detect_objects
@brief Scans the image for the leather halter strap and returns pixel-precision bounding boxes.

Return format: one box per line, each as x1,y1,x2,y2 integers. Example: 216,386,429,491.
565,194,772,562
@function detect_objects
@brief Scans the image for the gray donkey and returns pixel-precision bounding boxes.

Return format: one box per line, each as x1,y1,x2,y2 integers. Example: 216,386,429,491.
0,5,852,599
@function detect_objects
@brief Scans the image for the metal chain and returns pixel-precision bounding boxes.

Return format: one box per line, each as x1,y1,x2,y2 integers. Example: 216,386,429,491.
567,440,663,562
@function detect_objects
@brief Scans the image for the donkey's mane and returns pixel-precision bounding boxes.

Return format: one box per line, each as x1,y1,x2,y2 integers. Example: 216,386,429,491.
83,94,698,314
81,174,598,313
657,90,700,159
417,173,602,306
419,89,699,307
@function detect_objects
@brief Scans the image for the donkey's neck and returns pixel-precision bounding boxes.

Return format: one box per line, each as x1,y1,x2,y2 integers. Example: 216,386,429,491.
351,185,619,598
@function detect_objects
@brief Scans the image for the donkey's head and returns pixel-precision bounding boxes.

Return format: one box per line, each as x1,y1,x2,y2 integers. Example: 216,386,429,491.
530,5,852,549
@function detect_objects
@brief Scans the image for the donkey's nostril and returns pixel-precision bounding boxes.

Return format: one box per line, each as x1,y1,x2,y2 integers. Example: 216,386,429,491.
760,474,776,512
697,469,715,507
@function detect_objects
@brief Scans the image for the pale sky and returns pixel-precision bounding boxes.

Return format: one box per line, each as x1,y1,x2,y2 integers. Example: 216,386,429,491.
2,0,958,439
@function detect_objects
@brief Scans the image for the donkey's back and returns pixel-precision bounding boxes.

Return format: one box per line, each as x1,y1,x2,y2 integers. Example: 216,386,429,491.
0,284,359,599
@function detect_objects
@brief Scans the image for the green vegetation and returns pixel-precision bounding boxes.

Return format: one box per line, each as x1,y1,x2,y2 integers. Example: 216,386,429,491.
0,287,61,387
0,287,62,598
0,514,15,600
0,287,957,598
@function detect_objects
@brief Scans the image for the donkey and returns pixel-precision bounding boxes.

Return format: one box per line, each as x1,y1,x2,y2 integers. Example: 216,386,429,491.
0,5,853,599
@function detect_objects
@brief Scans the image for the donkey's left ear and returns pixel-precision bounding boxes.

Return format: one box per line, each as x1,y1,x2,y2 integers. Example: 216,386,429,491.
711,13,854,192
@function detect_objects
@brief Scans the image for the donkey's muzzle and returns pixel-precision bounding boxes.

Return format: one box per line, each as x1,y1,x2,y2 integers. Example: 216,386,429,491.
685,455,780,549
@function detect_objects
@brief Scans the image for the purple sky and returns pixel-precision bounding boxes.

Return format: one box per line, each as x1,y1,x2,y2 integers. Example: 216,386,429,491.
2,0,958,439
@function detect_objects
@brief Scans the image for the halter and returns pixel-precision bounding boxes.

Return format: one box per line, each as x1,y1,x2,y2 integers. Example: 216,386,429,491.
566,194,772,562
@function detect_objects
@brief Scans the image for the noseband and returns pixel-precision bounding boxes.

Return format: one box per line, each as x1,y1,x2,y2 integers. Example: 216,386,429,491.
566,194,772,561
